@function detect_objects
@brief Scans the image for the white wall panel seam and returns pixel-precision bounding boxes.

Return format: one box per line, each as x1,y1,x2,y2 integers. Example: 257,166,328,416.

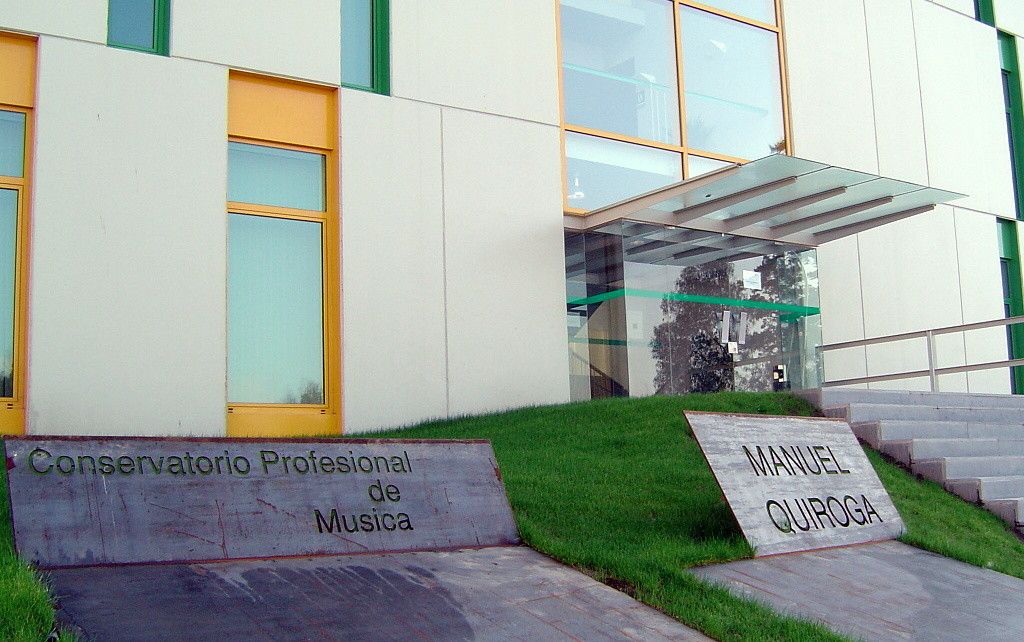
909,0,934,185
860,0,883,175
439,108,452,419
856,235,870,374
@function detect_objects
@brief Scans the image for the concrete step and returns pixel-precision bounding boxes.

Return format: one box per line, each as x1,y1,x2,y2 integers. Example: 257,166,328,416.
850,420,1024,448
799,387,1024,410
881,439,1024,466
852,421,965,447
984,498,1024,527
946,476,1024,502
913,456,1024,484
826,403,1024,424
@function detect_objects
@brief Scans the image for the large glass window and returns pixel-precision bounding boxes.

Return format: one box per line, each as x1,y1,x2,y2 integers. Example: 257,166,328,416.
566,132,682,210
228,143,326,212
108,0,170,55
228,215,325,404
681,6,784,160
558,0,788,211
342,0,390,94
560,0,680,145
696,0,775,25
227,142,328,406
0,188,16,398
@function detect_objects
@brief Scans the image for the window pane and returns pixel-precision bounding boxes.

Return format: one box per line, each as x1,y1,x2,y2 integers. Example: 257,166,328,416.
342,0,375,88
228,142,326,211
108,0,157,50
694,1,776,25
561,0,680,145
682,7,785,159
0,189,16,397
688,154,733,178
0,110,25,178
566,132,682,210
228,214,324,404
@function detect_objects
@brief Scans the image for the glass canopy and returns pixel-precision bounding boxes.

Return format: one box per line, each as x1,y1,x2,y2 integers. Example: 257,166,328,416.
564,154,965,248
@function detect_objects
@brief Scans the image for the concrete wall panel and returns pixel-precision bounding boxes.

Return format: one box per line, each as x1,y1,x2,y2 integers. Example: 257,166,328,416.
340,90,448,433
997,0,1024,37
955,209,1013,393
928,0,976,18
0,1,106,43
864,0,929,184
857,208,968,390
440,108,569,415
817,236,868,386
172,0,340,85
29,38,227,436
782,0,878,173
915,0,1015,215
391,0,560,124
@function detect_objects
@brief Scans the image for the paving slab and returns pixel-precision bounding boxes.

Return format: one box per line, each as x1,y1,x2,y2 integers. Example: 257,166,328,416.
692,541,1024,641
49,545,711,642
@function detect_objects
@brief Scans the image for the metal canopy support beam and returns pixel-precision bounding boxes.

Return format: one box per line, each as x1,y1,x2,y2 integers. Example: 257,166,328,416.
673,176,799,223
770,196,894,237
671,235,763,260
812,205,936,244
724,186,848,233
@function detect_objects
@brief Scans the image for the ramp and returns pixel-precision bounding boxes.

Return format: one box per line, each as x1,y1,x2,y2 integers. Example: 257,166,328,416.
3,437,706,641
692,541,1024,642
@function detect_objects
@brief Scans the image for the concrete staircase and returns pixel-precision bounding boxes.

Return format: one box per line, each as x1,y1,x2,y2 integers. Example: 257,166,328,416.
796,388,1024,537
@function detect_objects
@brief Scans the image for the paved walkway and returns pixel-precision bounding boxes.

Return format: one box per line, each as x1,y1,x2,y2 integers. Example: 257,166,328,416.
51,546,711,641
692,541,1024,641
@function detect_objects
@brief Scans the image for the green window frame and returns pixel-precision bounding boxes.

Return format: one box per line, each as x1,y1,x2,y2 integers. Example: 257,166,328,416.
1000,31,1024,220
341,0,390,95
999,219,1024,393
107,0,170,56
976,0,995,26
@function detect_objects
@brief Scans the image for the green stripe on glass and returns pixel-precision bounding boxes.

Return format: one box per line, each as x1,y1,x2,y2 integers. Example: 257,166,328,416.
567,288,820,317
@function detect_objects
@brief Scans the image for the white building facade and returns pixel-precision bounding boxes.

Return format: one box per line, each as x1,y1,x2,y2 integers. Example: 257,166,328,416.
0,0,1020,438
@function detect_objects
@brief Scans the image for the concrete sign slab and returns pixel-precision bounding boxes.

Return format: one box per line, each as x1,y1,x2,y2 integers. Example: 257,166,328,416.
2,437,518,568
49,546,712,642
684,412,905,556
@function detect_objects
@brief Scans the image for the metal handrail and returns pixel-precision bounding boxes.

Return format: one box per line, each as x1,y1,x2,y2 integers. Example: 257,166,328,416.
820,315,1024,390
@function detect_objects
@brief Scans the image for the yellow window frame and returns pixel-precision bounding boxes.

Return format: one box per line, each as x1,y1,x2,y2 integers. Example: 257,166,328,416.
226,74,341,438
0,32,35,436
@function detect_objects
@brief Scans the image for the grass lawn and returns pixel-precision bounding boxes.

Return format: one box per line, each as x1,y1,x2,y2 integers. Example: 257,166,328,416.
379,393,1024,641
3,392,1024,641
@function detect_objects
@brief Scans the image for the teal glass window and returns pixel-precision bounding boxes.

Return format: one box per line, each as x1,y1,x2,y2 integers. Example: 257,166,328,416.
227,214,325,404
342,0,390,94
566,132,682,210
108,0,170,55
0,189,16,397
695,1,776,25
228,142,326,211
560,0,681,145
681,6,785,159
0,110,25,178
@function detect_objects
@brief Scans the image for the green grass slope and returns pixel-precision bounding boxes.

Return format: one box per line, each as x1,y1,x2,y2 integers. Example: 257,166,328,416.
381,393,846,641
381,393,1024,640
4,392,1024,641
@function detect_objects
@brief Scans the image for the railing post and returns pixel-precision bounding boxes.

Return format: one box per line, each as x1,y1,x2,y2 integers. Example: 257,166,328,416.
926,330,938,392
